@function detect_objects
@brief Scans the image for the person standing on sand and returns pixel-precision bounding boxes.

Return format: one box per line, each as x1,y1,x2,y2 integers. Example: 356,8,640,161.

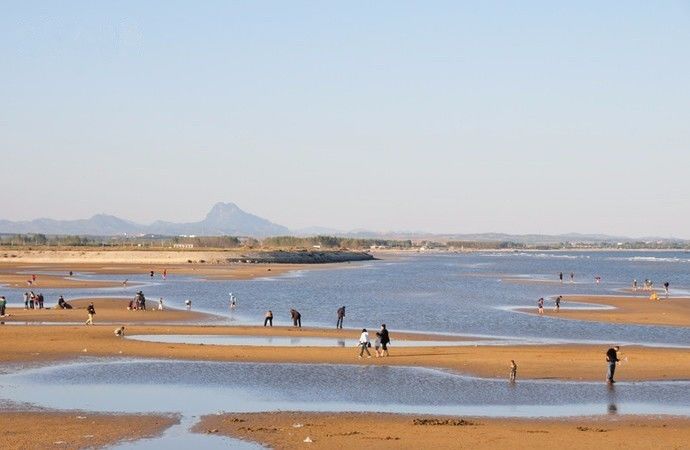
23,292,29,309
664,282,670,298
38,293,44,309
559,272,563,283
570,272,574,283
377,324,390,357
633,279,638,291
555,296,562,312
85,303,96,325
537,298,544,315
509,360,517,382
158,298,164,310
606,346,621,384
264,310,273,327
0,296,6,316
163,269,167,280
290,309,302,327
336,306,346,329
29,291,35,309
358,328,372,358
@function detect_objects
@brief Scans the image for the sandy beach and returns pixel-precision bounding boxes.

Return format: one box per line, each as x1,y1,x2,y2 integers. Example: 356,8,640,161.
1,320,689,381
195,412,690,449
520,295,690,327
2,411,177,450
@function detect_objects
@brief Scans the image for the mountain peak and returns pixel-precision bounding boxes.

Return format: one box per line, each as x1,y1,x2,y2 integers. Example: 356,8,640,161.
206,202,241,219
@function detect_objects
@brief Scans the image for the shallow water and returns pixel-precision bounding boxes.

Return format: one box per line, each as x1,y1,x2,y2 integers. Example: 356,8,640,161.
2,359,689,418
126,334,477,348
3,251,690,346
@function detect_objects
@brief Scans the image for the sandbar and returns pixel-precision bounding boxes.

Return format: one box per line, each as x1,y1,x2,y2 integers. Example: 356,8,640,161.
195,412,690,450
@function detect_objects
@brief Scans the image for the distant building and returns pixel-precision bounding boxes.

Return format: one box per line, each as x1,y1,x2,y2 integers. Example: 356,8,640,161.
173,243,194,249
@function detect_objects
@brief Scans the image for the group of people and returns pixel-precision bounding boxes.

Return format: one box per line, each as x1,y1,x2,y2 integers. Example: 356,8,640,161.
23,291,45,309
537,295,563,314
633,279,670,298
358,324,391,358
128,291,148,310
558,272,575,283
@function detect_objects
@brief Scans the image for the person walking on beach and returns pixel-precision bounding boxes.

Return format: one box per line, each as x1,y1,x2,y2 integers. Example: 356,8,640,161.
664,282,670,298
537,297,544,315
555,296,562,312
290,309,302,327
158,298,164,310
377,324,390,357
336,306,346,329
85,303,96,325
509,360,518,382
358,328,372,358
606,346,621,384
264,310,273,326
0,296,6,316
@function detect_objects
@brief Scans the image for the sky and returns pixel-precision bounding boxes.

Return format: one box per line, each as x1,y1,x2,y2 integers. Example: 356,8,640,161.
1,1,689,238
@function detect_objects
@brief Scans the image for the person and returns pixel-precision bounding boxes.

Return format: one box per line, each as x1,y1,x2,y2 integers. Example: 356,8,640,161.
23,292,29,309
290,309,302,327
158,298,164,310
555,295,562,311
595,276,601,284
377,324,390,357
664,282,670,297
537,297,544,315
229,293,237,309
632,279,638,291
29,292,36,309
85,303,96,325
374,333,382,356
139,291,146,310
559,272,563,283
358,328,372,358
336,306,345,329
509,360,518,382
58,295,66,309
264,310,273,327
0,296,6,316
185,299,192,310
162,269,167,280
650,292,658,301
122,279,128,287
570,272,574,283
69,271,73,277
149,270,154,278
37,293,44,309
606,346,621,384
114,326,125,337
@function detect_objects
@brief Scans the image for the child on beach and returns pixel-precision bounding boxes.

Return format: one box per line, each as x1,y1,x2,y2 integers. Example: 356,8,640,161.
537,298,544,315
509,360,517,382
114,326,125,337
85,303,96,325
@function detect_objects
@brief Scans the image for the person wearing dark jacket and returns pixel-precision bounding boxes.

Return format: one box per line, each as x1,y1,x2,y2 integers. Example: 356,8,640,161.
85,303,96,325
606,346,620,383
290,309,301,327
336,306,346,329
376,324,390,357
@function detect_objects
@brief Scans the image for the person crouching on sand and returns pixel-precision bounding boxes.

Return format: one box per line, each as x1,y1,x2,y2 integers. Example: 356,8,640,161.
358,328,372,358
85,303,96,325
114,326,125,337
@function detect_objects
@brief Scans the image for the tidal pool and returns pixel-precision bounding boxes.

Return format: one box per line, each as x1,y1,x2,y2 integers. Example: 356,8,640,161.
2,359,689,418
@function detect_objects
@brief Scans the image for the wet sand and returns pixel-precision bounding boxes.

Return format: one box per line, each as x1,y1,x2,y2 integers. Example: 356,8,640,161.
195,412,690,450
519,295,690,327
2,411,177,450
1,322,689,381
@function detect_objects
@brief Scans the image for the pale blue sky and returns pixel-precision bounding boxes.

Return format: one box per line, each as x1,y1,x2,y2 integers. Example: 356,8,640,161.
2,2,689,237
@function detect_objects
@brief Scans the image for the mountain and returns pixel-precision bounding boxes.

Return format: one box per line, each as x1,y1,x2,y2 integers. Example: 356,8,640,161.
0,203,289,237
147,202,289,237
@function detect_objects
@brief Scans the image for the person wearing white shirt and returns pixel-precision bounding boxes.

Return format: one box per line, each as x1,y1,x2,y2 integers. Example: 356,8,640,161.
358,328,372,358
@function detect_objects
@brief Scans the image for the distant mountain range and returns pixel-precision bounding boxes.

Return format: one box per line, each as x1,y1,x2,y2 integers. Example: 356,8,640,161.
0,203,686,242
0,202,289,237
